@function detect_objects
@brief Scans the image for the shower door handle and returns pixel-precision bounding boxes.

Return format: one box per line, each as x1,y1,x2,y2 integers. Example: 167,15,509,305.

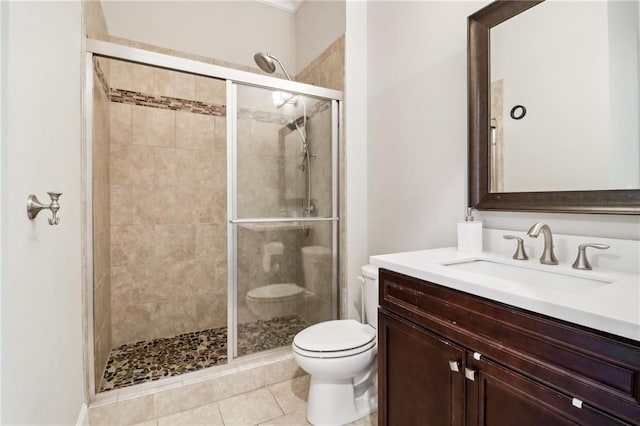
229,217,339,224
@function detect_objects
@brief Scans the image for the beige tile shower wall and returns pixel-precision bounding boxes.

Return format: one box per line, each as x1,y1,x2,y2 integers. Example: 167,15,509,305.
235,118,305,324
93,57,112,386
296,36,345,319
296,35,345,92
301,108,334,325
108,36,277,78
308,107,334,231
237,119,285,218
83,0,109,40
108,59,227,346
305,107,333,255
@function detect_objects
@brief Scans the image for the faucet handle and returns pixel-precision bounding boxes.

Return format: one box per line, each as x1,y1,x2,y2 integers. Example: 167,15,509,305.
572,243,609,270
503,235,528,260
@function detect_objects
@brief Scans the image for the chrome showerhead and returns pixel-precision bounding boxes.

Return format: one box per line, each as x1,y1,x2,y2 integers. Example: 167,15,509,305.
254,52,276,74
253,52,292,80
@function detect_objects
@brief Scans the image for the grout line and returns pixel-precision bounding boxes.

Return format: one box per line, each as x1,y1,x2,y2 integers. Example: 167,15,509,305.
252,389,286,426
151,390,159,420
215,402,226,426
267,386,286,416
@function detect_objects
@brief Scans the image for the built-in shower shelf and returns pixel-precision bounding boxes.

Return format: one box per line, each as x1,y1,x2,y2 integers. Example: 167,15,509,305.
239,222,310,232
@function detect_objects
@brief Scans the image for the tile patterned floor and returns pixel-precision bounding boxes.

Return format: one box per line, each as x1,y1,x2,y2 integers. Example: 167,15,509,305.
101,316,308,392
237,316,308,357
126,375,378,426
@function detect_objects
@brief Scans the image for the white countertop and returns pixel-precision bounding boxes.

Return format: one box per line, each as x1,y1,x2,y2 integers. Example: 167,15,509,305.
370,247,640,343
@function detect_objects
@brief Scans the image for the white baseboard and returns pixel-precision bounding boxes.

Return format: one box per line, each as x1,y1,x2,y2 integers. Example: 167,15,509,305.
75,403,89,426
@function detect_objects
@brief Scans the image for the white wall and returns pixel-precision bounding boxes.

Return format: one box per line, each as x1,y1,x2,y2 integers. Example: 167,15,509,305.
102,1,346,76
608,0,640,189
0,2,4,420
1,1,85,424
492,1,611,192
295,0,345,71
101,1,296,72
365,1,640,258
367,1,481,255
344,0,368,319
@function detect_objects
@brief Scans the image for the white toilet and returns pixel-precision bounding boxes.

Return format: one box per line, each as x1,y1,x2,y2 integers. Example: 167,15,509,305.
246,283,304,320
292,264,379,425
246,242,305,320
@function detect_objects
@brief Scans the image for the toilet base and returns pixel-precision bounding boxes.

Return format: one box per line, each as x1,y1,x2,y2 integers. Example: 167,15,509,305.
306,369,377,425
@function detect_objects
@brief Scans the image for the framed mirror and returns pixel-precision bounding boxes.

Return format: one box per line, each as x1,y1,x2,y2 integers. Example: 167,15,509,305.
468,0,640,214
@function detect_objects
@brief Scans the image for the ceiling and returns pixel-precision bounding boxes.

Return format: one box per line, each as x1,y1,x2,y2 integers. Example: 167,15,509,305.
254,0,305,14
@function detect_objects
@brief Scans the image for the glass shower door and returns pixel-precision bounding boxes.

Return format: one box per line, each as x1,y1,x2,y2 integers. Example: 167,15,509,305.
227,82,338,359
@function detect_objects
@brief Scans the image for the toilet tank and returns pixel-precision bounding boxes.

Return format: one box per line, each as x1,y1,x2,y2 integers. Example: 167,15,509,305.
301,246,332,296
361,264,379,328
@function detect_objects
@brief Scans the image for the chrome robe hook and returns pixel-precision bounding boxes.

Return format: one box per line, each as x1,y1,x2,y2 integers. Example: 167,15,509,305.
27,192,62,225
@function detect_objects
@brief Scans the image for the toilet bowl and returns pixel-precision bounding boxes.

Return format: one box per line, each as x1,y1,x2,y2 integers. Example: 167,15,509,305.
246,283,304,320
292,264,379,425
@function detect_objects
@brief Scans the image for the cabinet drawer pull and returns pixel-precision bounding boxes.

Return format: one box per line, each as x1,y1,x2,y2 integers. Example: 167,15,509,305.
465,368,476,381
572,398,583,409
473,352,482,360
449,360,460,372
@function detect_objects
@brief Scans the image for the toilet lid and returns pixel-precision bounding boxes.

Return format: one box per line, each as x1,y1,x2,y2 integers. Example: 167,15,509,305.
293,319,376,352
247,283,304,301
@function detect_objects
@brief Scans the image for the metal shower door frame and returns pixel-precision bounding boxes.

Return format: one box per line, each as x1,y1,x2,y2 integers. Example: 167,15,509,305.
226,82,341,361
84,39,342,399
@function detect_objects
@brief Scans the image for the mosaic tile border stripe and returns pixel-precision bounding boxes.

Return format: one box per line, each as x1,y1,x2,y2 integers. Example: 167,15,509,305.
94,58,110,96
95,55,331,123
109,88,329,125
110,88,226,117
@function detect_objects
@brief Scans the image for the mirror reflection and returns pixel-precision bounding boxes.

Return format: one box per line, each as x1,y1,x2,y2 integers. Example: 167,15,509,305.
489,0,640,193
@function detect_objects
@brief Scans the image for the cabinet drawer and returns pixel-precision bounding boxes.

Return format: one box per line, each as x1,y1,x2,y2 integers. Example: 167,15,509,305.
380,268,640,424
466,353,631,426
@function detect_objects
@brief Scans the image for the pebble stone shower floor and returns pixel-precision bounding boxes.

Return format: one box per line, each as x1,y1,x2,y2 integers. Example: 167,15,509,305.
100,315,308,392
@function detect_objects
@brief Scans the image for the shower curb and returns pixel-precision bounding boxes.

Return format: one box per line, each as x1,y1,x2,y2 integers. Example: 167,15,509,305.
88,349,304,425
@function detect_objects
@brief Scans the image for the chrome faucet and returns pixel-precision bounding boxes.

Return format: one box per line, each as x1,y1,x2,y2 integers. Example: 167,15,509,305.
527,222,558,265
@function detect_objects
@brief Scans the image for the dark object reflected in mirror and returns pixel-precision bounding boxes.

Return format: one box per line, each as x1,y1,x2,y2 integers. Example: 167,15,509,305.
509,105,526,120
468,0,640,214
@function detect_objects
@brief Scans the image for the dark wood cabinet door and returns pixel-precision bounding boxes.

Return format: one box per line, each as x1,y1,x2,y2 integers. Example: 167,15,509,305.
379,311,465,426
380,268,640,423
466,354,630,426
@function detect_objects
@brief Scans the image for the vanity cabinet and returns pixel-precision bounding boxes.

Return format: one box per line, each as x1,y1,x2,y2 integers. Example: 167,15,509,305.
378,268,640,425
379,311,465,425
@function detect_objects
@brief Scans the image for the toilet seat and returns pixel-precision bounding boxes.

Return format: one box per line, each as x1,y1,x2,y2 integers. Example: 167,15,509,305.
293,319,376,359
246,283,303,302
293,339,376,359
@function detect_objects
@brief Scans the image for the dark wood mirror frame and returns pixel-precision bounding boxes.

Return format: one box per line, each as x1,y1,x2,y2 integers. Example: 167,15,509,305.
468,0,640,215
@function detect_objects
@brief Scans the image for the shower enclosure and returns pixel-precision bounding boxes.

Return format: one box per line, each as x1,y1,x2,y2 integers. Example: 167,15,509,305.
86,40,341,396
230,84,338,358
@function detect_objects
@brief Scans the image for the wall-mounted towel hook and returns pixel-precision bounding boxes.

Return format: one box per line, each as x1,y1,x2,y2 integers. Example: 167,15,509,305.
27,192,62,225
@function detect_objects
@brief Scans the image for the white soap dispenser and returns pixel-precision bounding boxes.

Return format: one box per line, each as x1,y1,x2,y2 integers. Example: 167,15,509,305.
457,207,483,254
